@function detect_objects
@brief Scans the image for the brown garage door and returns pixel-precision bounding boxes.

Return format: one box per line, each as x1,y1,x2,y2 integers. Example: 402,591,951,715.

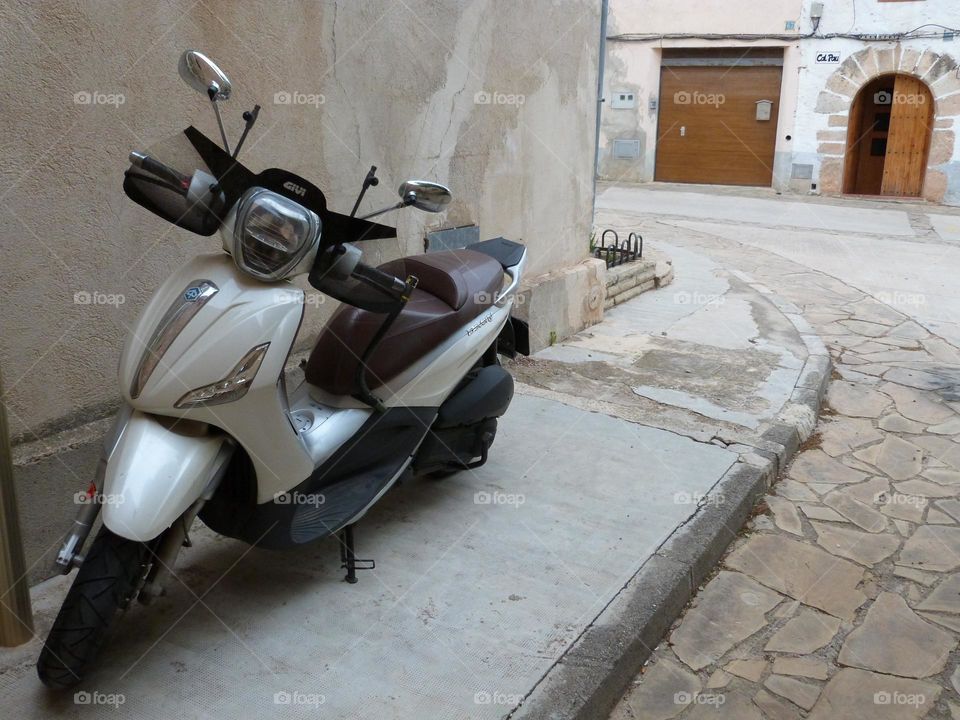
655,57,783,186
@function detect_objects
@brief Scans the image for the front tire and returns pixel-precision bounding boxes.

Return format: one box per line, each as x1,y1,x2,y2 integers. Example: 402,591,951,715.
37,526,151,689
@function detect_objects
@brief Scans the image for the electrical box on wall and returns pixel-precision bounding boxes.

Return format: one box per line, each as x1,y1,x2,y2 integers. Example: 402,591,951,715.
426,224,480,253
612,139,641,160
756,100,773,121
611,91,636,109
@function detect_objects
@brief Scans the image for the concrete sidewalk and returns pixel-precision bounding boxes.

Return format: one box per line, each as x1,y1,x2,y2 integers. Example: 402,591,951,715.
0,232,824,719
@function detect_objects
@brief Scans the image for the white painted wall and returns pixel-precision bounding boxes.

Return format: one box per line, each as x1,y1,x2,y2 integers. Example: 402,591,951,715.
609,0,801,36
792,2,960,200
813,0,952,35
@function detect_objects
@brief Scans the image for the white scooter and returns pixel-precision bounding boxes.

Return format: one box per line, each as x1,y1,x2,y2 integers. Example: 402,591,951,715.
38,51,529,688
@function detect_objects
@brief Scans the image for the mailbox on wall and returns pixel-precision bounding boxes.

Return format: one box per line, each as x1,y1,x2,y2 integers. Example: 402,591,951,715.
756,99,773,121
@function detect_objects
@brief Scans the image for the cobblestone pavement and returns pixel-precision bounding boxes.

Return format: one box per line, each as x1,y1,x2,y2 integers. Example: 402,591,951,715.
603,187,960,720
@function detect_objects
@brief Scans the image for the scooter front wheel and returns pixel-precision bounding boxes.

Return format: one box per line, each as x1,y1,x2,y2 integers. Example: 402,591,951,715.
37,526,151,689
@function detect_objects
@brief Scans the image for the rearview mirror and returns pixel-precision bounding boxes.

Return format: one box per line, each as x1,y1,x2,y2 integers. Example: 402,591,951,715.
399,181,452,213
178,50,232,101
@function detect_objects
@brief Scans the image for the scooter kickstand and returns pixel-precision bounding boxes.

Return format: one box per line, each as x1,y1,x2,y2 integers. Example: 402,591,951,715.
339,524,375,584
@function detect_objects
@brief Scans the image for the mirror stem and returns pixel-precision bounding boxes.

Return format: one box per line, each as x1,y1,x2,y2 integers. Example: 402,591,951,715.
350,166,380,218
207,84,231,155
357,201,405,221
233,105,260,160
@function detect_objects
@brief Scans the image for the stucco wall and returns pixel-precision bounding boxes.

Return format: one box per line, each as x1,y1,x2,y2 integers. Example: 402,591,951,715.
0,1,601,440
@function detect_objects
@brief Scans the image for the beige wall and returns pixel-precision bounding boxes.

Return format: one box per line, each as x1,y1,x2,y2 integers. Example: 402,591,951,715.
0,1,601,440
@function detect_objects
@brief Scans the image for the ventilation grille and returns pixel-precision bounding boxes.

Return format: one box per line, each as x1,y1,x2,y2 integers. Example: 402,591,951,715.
612,139,641,160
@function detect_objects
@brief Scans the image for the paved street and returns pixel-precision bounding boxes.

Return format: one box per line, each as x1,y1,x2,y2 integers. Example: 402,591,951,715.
604,184,960,720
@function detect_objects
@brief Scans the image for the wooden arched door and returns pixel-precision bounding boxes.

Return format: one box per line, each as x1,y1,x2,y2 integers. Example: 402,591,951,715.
843,74,933,197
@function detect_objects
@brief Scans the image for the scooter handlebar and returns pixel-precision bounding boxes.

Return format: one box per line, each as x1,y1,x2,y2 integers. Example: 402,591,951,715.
129,151,191,195
351,261,412,298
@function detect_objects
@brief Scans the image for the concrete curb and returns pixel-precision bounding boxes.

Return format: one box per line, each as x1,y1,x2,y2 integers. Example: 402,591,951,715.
511,274,834,720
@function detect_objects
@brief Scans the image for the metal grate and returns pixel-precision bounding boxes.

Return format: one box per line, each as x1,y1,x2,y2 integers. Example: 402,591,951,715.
612,139,640,160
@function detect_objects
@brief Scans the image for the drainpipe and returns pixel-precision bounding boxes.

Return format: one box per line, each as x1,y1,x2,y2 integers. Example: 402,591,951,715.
592,0,610,217
0,365,34,646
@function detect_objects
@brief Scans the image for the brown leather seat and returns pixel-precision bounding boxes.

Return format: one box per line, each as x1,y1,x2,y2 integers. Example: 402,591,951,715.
305,250,504,396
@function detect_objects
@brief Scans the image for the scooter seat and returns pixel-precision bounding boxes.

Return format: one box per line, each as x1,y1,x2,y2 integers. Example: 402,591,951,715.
305,249,504,397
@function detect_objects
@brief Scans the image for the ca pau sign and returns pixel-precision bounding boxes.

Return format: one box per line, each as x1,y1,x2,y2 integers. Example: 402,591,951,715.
816,51,841,64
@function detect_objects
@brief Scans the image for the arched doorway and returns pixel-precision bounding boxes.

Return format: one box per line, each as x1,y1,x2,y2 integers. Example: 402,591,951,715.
843,74,934,197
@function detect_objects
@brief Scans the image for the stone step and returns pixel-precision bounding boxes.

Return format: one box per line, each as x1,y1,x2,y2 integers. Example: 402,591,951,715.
604,277,657,309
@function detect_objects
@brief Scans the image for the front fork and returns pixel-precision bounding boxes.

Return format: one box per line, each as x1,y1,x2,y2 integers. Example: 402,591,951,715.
54,410,126,575
54,482,102,573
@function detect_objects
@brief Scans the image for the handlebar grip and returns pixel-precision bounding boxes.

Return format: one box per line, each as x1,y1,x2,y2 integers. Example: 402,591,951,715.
352,262,411,297
129,151,190,193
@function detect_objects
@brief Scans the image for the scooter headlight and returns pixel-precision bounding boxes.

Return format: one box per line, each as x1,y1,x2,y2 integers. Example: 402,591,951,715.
232,189,320,281
175,343,270,408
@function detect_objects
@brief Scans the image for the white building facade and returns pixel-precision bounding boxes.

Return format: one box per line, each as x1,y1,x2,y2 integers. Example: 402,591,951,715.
599,0,960,205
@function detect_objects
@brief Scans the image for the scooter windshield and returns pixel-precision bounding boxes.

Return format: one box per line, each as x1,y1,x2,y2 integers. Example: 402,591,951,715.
122,128,224,236
123,126,398,250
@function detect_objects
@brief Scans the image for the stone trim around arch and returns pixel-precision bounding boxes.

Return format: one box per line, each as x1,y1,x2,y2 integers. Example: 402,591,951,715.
814,46,959,202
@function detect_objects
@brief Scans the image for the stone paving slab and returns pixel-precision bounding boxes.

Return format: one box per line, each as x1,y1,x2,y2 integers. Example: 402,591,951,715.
603,184,960,720
658,216,960,349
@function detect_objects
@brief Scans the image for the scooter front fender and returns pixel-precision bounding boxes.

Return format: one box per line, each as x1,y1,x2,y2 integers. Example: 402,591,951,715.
101,410,227,542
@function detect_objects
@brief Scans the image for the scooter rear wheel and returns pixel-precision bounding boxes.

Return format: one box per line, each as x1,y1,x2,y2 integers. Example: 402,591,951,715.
37,526,151,689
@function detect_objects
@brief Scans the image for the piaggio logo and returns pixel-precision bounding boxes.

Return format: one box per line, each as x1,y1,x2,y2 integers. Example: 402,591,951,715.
183,286,203,302
283,181,307,197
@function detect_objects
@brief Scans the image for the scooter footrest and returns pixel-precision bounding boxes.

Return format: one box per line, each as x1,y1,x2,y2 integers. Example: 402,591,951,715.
342,558,375,571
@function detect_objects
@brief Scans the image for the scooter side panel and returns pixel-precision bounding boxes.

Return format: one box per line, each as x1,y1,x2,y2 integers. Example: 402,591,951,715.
201,405,435,549
101,410,226,541
384,302,513,407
